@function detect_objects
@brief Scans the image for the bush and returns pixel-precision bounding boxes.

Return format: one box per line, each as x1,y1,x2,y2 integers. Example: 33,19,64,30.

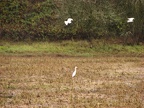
0,0,143,42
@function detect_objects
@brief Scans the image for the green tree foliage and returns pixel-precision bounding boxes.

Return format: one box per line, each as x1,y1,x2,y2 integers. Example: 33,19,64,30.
0,0,59,41
116,0,144,43
56,0,124,40
0,0,144,42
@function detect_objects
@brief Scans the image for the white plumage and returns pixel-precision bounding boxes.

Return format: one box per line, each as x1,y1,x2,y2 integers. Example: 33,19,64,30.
67,18,73,22
64,21,69,25
127,18,134,23
64,18,73,25
72,66,77,77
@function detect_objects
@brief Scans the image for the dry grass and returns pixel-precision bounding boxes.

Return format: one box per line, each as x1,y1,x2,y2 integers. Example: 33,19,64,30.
0,55,144,108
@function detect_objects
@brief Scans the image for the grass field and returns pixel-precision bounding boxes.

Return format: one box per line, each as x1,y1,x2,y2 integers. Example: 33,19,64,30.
0,40,144,57
0,41,144,107
0,55,144,108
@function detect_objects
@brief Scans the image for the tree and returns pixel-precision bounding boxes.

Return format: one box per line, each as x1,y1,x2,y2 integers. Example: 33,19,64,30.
117,0,144,43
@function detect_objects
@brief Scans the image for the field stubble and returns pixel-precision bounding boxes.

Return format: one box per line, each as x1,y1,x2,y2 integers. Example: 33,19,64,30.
0,55,144,108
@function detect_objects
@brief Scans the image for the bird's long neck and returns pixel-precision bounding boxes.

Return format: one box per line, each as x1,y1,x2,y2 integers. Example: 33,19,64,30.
75,67,77,72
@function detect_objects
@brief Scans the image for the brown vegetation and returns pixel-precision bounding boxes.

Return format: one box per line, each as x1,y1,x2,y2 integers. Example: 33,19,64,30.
0,55,144,107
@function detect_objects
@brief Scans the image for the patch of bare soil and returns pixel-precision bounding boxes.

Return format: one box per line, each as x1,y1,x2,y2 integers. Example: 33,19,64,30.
0,56,144,108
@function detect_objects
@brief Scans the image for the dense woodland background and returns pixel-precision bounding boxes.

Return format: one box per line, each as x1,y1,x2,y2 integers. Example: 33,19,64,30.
0,0,144,44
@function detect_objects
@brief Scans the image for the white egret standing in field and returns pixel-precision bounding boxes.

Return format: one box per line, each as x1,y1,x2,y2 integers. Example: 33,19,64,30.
71,66,77,106
64,18,73,26
72,66,77,77
127,18,134,23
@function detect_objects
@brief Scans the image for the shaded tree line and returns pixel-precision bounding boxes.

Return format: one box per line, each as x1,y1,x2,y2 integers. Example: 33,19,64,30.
0,0,144,44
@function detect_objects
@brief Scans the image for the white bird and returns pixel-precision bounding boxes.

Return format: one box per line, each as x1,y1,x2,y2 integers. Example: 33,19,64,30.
127,18,134,23
64,18,73,25
72,66,77,77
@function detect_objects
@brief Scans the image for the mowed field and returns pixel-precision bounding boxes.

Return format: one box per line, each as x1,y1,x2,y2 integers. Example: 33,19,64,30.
0,55,144,108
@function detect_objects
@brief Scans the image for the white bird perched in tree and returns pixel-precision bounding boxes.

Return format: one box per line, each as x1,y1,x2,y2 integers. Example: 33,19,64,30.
72,66,77,77
64,18,73,25
127,18,134,23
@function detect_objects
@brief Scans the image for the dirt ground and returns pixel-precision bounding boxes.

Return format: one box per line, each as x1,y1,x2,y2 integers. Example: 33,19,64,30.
0,55,144,108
